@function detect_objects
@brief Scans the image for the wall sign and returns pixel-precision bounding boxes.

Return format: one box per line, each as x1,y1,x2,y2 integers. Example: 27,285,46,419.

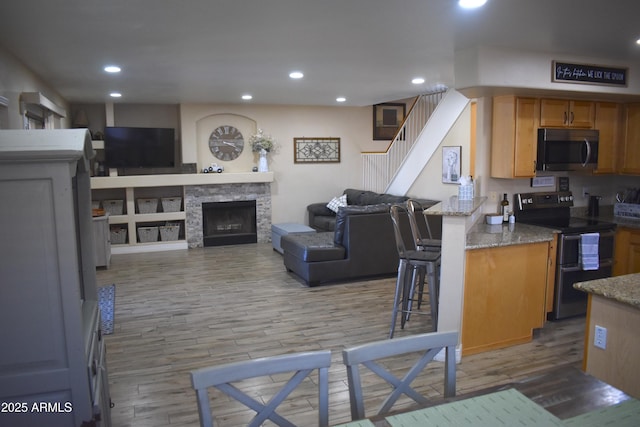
552,61,628,87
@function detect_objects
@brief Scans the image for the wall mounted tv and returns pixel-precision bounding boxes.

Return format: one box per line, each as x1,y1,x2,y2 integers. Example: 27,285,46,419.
104,127,176,169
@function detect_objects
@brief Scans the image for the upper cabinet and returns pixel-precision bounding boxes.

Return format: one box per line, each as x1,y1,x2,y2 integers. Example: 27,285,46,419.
621,104,640,175
540,99,595,128
491,96,539,178
593,102,621,174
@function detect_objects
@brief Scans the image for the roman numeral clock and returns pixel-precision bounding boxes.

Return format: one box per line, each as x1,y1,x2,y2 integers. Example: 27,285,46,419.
208,125,245,161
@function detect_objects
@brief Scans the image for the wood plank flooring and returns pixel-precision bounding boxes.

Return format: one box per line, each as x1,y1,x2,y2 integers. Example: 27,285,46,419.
97,243,586,426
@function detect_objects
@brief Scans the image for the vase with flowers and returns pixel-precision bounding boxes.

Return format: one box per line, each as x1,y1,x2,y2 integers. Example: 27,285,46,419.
249,129,276,172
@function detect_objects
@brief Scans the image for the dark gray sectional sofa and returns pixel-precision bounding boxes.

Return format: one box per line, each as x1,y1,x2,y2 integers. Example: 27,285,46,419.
281,189,441,286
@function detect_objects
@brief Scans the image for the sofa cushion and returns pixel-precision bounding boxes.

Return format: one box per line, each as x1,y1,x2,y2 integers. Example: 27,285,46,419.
334,203,391,245
313,215,336,231
281,232,346,262
308,202,335,217
326,194,348,213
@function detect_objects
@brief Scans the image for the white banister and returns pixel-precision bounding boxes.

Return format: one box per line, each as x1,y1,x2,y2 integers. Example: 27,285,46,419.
362,90,446,193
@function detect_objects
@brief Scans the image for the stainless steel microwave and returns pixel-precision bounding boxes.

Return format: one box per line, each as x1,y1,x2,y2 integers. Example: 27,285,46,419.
536,128,599,172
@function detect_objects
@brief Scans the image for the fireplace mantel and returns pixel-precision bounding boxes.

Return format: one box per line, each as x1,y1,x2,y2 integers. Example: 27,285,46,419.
91,172,274,189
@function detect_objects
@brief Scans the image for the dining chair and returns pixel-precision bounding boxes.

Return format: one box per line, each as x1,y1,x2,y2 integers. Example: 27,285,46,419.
342,331,458,421
406,199,442,252
190,350,332,427
389,204,441,338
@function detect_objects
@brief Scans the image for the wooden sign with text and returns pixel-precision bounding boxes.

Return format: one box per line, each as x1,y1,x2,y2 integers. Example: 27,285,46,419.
553,61,627,87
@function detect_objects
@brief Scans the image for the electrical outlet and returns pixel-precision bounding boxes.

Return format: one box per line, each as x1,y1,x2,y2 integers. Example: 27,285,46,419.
489,192,498,202
594,325,607,349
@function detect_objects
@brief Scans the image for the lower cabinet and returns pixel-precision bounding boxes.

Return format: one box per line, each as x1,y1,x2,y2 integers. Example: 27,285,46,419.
613,227,640,275
462,242,549,356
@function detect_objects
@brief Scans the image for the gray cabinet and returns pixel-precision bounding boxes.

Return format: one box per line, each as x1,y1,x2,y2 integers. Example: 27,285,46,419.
93,215,111,268
0,129,111,427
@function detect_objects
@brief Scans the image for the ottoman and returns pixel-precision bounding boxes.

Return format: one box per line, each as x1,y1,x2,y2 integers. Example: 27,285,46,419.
271,222,315,254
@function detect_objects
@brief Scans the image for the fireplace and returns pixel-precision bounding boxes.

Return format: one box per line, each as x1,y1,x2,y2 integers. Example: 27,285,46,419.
202,200,257,246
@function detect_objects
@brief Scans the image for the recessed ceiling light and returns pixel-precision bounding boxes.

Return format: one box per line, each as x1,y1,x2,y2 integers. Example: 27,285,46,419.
289,71,304,79
242,94,253,100
109,92,122,98
636,38,640,45
412,77,425,84
104,65,121,73
458,0,487,9
336,97,346,102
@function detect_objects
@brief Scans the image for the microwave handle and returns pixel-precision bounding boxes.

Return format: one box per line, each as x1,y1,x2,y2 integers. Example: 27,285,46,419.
582,138,592,168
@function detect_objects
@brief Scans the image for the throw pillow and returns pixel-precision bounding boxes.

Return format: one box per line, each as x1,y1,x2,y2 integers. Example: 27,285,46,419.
326,194,347,213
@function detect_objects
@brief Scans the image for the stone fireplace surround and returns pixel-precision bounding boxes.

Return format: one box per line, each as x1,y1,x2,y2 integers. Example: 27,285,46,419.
185,182,271,248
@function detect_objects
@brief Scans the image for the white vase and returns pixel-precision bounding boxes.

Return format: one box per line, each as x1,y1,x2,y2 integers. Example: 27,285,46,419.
258,149,269,172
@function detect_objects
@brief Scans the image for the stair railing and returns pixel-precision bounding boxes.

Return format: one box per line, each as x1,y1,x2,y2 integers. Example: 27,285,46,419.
362,90,446,193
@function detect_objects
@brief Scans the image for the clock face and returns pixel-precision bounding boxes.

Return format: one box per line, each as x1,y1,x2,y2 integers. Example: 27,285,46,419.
208,125,244,161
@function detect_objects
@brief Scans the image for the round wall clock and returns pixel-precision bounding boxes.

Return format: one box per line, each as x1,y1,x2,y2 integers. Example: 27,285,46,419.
208,125,245,161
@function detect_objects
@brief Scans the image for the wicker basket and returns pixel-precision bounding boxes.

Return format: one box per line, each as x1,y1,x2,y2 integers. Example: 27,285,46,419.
110,227,127,245
137,198,158,214
137,226,159,243
161,197,182,212
159,223,180,241
103,200,124,215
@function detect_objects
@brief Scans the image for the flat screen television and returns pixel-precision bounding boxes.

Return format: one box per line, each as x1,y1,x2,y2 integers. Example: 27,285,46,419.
104,127,176,169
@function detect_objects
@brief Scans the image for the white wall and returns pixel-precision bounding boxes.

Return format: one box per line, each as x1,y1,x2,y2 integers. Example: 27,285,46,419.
180,103,382,224
0,46,69,129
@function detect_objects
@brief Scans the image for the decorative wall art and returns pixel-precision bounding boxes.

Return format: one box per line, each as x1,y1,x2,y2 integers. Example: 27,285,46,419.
442,146,461,184
373,103,405,140
293,137,340,163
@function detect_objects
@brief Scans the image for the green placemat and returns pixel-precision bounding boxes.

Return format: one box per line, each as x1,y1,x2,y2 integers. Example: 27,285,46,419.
386,389,564,427
332,420,376,427
563,398,640,427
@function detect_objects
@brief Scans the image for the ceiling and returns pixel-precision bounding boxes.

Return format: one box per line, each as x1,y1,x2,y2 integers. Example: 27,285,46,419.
1,0,639,106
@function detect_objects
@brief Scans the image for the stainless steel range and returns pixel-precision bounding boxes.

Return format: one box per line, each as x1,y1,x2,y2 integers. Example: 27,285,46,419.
514,191,616,320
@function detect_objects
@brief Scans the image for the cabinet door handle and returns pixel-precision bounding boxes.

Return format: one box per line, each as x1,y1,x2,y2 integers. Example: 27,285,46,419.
563,111,568,124
570,111,574,124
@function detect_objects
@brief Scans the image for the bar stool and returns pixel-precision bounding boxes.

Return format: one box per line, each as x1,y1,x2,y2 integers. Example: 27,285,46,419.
407,199,442,252
389,204,441,338
406,199,442,310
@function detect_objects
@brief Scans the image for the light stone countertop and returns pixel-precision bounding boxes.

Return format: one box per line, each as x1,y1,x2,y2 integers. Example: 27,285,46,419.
425,196,487,217
466,222,556,250
574,273,640,309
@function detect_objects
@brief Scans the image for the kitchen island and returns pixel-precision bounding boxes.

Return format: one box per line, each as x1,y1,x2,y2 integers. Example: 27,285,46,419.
574,273,640,399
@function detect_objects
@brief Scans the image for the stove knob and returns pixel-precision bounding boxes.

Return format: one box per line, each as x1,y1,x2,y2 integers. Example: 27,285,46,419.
560,196,566,202
527,198,533,204
569,195,573,201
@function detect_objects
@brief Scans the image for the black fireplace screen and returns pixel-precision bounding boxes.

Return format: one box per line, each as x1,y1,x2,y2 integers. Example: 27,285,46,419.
202,200,257,246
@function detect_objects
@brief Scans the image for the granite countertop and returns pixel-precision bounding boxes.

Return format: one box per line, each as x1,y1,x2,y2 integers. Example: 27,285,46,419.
426,196,487,217
574,273,640,309
466,222,556,250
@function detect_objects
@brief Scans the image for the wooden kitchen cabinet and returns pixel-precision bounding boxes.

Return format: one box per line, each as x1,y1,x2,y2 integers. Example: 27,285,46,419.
613,227,640,275
462,242,549,356
540,99,595,128
593,102,621,174
491,96,539,178
621,103,640,174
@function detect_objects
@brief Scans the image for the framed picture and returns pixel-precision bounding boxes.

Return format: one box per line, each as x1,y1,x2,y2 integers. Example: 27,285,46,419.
293,137,341,163
442,146,461,184
373,103,405,140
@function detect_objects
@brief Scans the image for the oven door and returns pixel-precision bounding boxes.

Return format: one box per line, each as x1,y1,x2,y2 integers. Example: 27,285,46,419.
553,261,612,320
551,230,615,320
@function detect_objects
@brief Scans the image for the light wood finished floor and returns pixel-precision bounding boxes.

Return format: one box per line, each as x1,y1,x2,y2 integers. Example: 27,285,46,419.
98,243,586,426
